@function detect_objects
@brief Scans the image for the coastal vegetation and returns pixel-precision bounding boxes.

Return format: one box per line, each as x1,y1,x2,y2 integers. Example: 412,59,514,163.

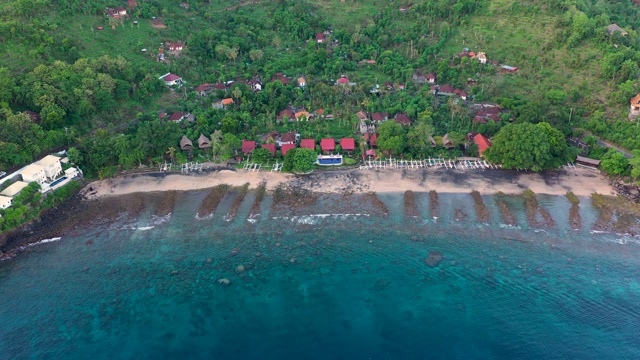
2,0,640,179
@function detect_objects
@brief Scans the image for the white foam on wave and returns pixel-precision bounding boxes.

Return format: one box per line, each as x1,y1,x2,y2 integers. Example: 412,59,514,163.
151,213,172,226
195,213,214,221
27,237,62,247
273,213,370,225
2,237,63,261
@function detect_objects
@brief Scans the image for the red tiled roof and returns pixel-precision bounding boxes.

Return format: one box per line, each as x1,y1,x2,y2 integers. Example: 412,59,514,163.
366,149,376,157
438,84,455,93
340,138,356,151
473,134,491,155
394,113,412,125
300,139,316,149
278,109,294,119
356,111,368,121
315,32,326,41
426,73,436,80
163,73,181,81
261,143,276,155
337,77,349,84
213,83,227,90
194,83,211,92
242,140,256,154
168,112,185,121
221,98,234,105
371,112,388,121
281,143,295,156
320,138,336,152
280,132,297,143
370,133,378,146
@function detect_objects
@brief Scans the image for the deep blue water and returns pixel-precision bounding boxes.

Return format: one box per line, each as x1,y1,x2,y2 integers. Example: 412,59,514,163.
1,191,640,359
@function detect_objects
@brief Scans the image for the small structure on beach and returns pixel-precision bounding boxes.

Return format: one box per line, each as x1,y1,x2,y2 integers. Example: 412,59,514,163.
180,136,193,151
576,156,601,168
198,134,211,149
442,134,455,149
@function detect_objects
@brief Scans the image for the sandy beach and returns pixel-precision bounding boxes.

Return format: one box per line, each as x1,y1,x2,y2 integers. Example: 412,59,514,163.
84,167,614,198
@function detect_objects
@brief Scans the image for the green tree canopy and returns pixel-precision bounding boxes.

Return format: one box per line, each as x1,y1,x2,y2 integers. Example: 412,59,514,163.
483,122,571,171
376,121,406,157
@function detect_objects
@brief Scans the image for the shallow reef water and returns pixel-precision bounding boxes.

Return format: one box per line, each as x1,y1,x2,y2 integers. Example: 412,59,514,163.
1,191,640,359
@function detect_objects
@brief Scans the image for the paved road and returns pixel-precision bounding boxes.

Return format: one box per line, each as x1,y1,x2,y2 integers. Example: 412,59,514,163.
595,139,633,158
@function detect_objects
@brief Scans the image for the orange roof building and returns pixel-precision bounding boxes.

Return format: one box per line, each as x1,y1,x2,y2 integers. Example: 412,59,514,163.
473,134,491,156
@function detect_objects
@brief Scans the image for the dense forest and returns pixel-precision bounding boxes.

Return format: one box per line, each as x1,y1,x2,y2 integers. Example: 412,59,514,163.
1,0,640,177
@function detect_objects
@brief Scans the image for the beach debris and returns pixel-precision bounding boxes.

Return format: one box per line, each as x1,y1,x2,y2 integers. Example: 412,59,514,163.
235,264,246,273
425,251,443,267
218,278,231,286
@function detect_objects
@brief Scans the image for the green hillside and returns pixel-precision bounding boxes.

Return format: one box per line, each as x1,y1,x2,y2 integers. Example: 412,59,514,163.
0,0,640,177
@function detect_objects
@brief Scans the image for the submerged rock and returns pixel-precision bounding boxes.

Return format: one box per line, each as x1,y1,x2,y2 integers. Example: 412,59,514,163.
425,251,443,268
218,278,231,286
235,264,246,274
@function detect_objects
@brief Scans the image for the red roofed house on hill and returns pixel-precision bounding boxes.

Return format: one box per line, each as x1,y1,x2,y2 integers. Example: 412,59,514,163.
369,133,378,147
159,73,182,86
336,76,349,86
473,134,491,156
340,138,355,153
278,132,298,146
315,32,326,43
320,138,335,153
300,139,316,150
261,143,276,156
280,143,296,156
242,140,256,154
630,93,640,119
167,42,184,51
168,112,186,122
394,113,412,126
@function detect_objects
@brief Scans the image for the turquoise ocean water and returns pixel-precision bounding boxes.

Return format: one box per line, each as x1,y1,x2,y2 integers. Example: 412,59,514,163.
1,190,640,359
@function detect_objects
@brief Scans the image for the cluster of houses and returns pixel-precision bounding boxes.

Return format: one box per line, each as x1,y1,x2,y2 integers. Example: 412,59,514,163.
0,155,81,211
239,132,357,158
179,134,211,151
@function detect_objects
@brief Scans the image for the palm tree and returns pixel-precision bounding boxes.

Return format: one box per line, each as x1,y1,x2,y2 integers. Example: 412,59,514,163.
211,130,223,162
166,147,176,164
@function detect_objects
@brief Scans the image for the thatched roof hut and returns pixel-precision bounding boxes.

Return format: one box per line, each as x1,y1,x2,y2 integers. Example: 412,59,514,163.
198,133,211,149
180,135,193,150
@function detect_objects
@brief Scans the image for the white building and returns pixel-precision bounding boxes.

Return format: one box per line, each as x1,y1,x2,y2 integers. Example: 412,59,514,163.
65,167,80,179
21,164,46,184
0,195,12,209
36,155,62,180
1,181,29,197
159,73,183,86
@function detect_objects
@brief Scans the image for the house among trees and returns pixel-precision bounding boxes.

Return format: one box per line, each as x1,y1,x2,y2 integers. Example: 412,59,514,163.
300,139,316,149
242,140,256,154
280,143,296,156
607,24,628,36
336,76,350,86
168,112,187,122
356,111,369,121
180,136,193,151
159,73,183,86
371,112,389,122
36,155,62,180
261,143,276,156
277,132,299,146
340,138,355,152
21,164,46,184
477,52,488,64
576,155,601,168
412,71,428,84
297,76,307,87
425,73,437,83
1,181,29,197
320,138,335,153
295,111,311,121
198,134,211,149
500,65,518,73
315,32,326,43
194,83,212,96
442,134,455,149
473,134,491,156
106,7,127,18
394,113,412,126
166,42,184,51
0,195,11,210
23,110,41,123
453,89,468,100
630,93,640,119
271,72,290,85
429,135,437,148
277,109,295,121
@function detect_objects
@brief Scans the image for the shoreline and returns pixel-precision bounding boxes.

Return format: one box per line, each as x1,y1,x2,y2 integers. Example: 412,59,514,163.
83,167,615,198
